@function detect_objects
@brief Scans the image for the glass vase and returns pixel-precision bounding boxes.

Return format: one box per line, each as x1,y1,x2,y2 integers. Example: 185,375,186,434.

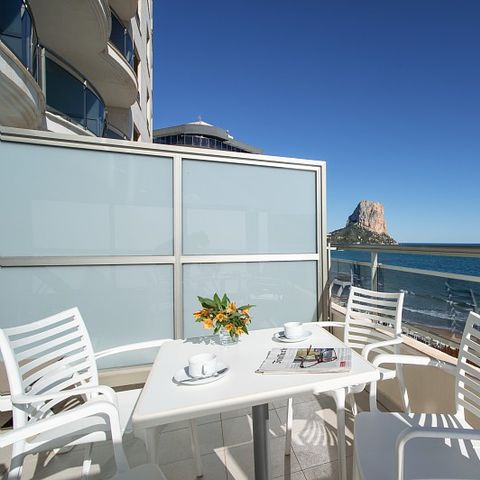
218,327,239,346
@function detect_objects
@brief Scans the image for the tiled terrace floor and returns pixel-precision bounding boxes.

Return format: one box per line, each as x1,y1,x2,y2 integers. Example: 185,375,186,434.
0,391,379,480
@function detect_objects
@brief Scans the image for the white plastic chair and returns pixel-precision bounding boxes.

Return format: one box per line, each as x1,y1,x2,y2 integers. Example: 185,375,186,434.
284,286,405,479
0,307,202,479
353,310,480,480
0,413,167,479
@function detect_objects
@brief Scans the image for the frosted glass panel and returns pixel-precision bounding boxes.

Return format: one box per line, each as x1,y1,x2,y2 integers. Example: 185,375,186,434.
0,142,173,255
0,265,173,367
183,161,317,254
183,261,317,338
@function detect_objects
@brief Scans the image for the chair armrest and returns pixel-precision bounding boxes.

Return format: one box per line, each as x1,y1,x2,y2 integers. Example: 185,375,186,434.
0,394,11,412
0,399,121,448
94,339,173,360
361,337,402,358
395,426,480,480
372,354,456,375
11,384,116,406
368,354,456,412
316,321,345,329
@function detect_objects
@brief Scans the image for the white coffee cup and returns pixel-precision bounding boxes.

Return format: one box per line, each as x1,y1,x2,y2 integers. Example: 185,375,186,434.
188,353,217,378
283,322,304,339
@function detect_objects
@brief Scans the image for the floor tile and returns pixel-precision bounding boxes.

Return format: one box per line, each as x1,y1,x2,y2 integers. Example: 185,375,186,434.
220,404,275,421
276,399,353,470
160,452,227,480
158,421,224,465
274,472,307,480
272,393,327,410
223,436,301,480
163,414,221,432
303,457,352,480
222,410,283,446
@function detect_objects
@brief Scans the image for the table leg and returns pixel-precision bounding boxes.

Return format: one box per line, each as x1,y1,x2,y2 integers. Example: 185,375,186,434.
144,427,158,464
252,403,271,480
331,388,347,480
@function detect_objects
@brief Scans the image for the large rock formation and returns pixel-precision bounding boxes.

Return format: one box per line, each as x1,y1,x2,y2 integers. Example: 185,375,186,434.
329,200,398,245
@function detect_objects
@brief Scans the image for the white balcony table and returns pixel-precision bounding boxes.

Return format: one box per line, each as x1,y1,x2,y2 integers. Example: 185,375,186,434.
132,324,380,480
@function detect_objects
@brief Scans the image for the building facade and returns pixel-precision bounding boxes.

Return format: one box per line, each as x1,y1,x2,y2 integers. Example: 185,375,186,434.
153,120,262,153
0,0,153,142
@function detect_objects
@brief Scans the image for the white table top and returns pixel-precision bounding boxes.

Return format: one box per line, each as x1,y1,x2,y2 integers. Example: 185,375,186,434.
132,324,380,430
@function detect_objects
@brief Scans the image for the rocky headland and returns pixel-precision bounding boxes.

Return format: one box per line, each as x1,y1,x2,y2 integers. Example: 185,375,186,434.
329,200,398,245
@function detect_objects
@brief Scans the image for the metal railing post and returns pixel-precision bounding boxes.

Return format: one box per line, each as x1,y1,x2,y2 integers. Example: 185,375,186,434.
370,251,378,291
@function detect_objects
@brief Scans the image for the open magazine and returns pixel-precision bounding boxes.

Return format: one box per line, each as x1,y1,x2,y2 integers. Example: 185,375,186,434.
256,347,351,374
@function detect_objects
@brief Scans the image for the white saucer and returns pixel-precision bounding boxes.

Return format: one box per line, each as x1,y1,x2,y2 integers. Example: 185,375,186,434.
174,361,229,385
274,330,312,343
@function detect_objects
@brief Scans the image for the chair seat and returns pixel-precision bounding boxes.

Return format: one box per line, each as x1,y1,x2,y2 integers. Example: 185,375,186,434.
26,389,141,452
355,411,480,480
117,388,141,433
113,464,167,480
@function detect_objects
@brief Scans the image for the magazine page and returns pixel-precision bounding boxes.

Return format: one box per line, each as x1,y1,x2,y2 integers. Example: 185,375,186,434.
256,347,351,374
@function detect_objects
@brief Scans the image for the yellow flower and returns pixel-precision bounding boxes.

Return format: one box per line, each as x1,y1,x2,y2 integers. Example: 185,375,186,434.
193,310,203,318
241,308,250,315
243,316,251,324
215,312,226,321
236,326,244,336
202,318,214,329
224,323,234,332
226,302,237,313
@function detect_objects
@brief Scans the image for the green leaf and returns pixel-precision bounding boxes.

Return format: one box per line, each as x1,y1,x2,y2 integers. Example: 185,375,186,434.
213,293,222,309
221,293,228,308
238,304,254,310
197,296,216,308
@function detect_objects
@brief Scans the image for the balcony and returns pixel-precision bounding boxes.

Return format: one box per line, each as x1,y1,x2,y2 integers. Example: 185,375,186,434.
109,0,138,22
110,10,135,68
0,129,478,479
0,0,45,129
39,49,106,136
28,0,138,109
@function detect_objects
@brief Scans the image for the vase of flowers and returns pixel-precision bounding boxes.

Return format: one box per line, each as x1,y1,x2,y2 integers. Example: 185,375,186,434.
193,293,253,345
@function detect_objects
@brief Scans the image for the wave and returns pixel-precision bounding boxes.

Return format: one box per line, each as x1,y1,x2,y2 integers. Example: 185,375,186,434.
404,306,457,321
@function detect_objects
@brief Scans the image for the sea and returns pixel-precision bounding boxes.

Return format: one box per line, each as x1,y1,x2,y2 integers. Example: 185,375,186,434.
330,244,480,342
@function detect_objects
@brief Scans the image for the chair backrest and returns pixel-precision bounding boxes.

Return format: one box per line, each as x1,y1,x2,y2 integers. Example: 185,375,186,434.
344,286,405,353
455,311,480,421
0,307,99,428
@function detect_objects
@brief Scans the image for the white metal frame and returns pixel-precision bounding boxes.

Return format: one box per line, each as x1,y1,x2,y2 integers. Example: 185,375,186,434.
0,127,328,341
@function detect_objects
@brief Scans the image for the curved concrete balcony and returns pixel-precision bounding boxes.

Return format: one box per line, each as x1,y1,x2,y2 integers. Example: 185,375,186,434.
109,0,138,21
29,0,138,109
0,42,45,129
28,0,111,52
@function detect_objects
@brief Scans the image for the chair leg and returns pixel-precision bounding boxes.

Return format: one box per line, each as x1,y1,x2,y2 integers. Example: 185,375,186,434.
285,397,293,456
352,454,361,480
331,388,347,480
189,420,203,477
8,442,24,480
8,458,23,480
144,427,158,464
348,392,358,416
81,444,93,479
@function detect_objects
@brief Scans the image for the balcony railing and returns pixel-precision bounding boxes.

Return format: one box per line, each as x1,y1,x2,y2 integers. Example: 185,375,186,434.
329,243,480,352
39,48,106,137
110,10,134,68
0,0,38,73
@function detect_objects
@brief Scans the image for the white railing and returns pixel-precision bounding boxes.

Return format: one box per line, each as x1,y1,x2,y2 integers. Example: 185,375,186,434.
329,243,480,351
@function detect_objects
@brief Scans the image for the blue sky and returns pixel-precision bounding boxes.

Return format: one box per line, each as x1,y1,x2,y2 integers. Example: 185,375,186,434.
153,1,480,243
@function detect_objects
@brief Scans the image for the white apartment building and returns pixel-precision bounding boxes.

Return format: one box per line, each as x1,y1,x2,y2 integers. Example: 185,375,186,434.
0,0,153,142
